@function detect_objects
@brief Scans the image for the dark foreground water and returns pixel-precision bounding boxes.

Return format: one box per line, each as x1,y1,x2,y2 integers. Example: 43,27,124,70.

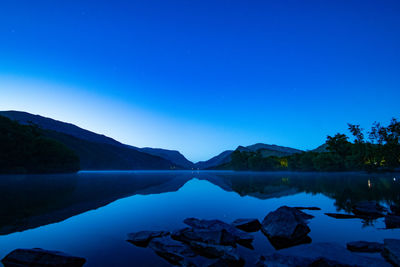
0,171,399,266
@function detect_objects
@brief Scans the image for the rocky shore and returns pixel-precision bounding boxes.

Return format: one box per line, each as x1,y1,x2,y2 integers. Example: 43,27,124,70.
2,202,400,266
125,203,400,266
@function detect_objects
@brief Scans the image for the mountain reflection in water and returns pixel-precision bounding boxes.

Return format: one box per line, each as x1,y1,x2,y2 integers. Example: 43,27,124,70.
0,171,398,235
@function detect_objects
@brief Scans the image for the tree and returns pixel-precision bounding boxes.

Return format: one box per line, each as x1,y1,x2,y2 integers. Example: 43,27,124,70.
230,150,249,170
348,124,364,143
325,133,351,170
0,115,80,174
326,133,351,156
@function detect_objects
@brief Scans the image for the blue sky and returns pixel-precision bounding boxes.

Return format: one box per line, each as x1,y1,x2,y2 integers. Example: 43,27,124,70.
1,0,400,162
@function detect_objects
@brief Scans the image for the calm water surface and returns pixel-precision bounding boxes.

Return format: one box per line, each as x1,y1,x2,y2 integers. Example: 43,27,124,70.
0,171,399,266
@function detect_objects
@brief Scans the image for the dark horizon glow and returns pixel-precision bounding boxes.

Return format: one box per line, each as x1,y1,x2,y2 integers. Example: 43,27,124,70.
1,1,400,162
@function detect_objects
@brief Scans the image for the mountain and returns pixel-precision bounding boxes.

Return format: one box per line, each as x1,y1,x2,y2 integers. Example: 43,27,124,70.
1,111,305,171
311,143,329,153
0,111,194,169
195,150,234,169
196,143,303,169
0,111,176,170
0,115,80,174
0,111,124,147
237,143,303,158
139,147,194,169
43,130,175,170
245,143,303,154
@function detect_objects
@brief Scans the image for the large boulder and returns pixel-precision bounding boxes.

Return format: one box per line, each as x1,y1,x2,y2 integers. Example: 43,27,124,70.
261,243,391,267
1,248,86,267
261,206,313,249
149,236,196,266
385,215,400,229
347,241,384,253
382,239,400,266
127,230,169,247
183,218,254,247
232,218,261,232
352,201,386,218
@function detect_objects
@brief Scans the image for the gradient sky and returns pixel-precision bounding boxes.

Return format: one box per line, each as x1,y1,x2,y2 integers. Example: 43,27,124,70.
1,1,400,162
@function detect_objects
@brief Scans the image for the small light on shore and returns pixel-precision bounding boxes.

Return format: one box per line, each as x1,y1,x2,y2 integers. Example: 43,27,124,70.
394,177,397,182
368,179,371,188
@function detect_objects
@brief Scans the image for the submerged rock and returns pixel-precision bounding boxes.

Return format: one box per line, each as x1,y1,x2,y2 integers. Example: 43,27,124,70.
184,218,226,229
208,252,245,267
127,230,169,247
255,255,268,267
172,227,230,246
347,241,384,253
149,236,196,266
382,239,400,266
263,242,391,267
128,218,257,266
232,218,261,232
183,218,254,247
172,227,239,248
257,253,349,267
385,215,400,229
189,241,233,258
261,206,313,249
352,201,386,218
1,248,86,267
325,213,360,219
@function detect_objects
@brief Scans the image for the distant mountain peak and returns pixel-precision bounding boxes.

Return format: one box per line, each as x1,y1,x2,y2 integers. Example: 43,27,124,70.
196,143,303,169
194,150,234,169
245,143,303,154
139,147,194,169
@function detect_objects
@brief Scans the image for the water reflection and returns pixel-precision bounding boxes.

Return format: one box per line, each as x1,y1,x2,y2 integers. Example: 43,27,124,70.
0,171,191,235
209,172,400,213
0,171,399,235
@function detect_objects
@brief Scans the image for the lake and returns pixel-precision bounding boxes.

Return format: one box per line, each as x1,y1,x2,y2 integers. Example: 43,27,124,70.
0,171,399,266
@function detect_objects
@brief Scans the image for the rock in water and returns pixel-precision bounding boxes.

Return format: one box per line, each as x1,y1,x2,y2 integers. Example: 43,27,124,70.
127,230,169,247
149,236,196,266
263,242,391,267
385,215,400,229
172,227,229,246
208,252,245,267
232,218,261,232
261,206,313,249
183,218,254,247
184,218,226,229
189,241,233,258
352,201,386,218
347,241,384,253
1,248,86,267
171,224,244,260
256,253,347,267
382,239,400,266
